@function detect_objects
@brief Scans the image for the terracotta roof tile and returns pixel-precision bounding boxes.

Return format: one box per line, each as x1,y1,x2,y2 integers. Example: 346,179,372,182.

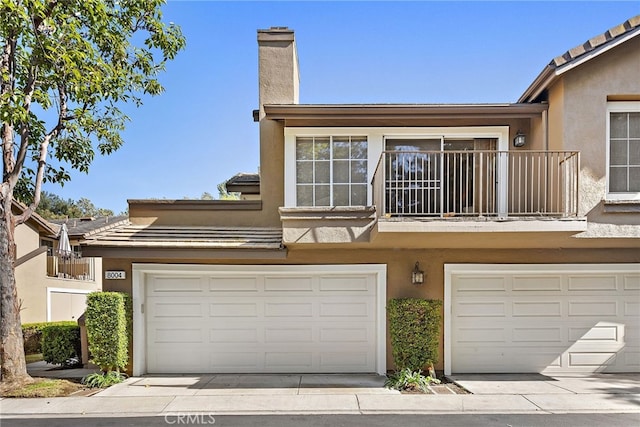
83,223,283,250
550,15,640,68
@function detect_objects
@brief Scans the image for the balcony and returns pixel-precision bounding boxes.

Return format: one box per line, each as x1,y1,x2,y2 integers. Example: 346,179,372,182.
373,150,580,218
47,254,96,281
371,150,587,239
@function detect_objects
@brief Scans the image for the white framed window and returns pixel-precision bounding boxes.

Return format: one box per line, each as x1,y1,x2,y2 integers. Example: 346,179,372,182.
295,135,368,207
284,126,508,210
607,102,640,200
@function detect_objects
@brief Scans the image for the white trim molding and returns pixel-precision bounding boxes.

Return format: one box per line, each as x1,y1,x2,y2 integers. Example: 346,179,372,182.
284,126,509,210
606,101,640,201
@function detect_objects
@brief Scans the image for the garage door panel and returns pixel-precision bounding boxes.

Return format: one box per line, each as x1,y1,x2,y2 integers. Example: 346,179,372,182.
512,301,562,317
512,327,563,343
455,301,506,317
624,275,640,290
450,265,640,374
568,324,622,342
209,276,259,292
145,267,380,373
568,301,617,317
625,301,640,316
512,276,563,291
211,328,259,343
150,276,205,293
567,275,618,291
264,276,313,292
319,276,371,292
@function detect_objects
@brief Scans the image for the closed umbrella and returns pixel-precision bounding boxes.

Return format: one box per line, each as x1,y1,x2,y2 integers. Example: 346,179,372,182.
57,223,72,258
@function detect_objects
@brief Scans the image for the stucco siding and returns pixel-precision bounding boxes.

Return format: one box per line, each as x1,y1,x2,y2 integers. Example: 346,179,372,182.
102,246,638,372
562,36,640,217
15,222,40,259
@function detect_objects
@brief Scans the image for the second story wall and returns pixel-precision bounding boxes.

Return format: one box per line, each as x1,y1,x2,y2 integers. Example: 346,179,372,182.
548,35,640,220
15,222,40,258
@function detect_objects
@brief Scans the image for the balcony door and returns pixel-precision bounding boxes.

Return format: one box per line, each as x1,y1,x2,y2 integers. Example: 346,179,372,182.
384,137,497,216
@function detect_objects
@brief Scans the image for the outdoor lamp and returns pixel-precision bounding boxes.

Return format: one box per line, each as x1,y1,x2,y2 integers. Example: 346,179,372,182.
513,130,526,147
412,262,424,285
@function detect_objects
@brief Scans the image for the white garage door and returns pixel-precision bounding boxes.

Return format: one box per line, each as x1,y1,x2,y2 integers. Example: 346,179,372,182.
142,265,385,374
447,264,640,374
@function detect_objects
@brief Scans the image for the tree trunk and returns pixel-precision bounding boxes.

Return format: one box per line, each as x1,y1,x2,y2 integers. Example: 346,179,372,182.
0,196,30,383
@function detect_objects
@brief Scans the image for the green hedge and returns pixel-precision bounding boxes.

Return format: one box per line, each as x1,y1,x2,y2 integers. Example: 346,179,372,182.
387,298,442,371
22,321,77,355
41,324,81,365
85,292,128,372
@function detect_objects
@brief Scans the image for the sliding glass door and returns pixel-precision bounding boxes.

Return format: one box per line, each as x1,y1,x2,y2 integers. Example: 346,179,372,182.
385,137,496,216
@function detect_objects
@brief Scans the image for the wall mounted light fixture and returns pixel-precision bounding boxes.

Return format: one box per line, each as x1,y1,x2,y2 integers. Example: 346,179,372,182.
412,261,424,285
513,130,526,147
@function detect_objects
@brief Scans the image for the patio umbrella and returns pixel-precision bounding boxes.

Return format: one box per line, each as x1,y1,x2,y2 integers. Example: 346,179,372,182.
57,223,72,258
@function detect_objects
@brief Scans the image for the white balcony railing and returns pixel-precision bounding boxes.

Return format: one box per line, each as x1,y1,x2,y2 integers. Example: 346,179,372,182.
372,150,580,218
47,255,96,281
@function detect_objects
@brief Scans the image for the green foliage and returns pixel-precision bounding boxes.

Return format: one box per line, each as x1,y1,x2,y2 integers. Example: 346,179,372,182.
385,368,441,393
121,292,133,348
41,324,81,366
1,0,186,204
387,298,442,371
22,321,77,354
217,182,240,200
82,371,127,388
17,191,114,219
85,292,127,372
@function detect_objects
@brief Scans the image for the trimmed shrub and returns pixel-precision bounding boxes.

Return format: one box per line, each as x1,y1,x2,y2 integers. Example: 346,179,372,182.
41,324,81,366
122,292,133,346
22,321,77,355
85,292,128,372
387,298,442,371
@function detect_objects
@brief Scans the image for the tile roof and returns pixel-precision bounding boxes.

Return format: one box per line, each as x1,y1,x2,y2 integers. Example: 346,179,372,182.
50,216,129,239
82,223,283,250
519,15,640,102
551,15,640,67
225,172,260,194
226,172,260,185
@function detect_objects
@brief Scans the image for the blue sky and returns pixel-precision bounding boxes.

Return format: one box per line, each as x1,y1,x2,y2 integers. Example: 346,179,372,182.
41,1,640,214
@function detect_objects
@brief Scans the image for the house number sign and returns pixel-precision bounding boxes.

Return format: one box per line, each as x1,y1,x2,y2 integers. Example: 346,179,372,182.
105,271,126,280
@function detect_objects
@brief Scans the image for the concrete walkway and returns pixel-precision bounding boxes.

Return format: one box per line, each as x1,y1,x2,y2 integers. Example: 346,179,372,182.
1,370,639,418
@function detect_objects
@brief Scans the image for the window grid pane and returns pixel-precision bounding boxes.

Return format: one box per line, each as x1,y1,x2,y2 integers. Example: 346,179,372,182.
609,112,640,193
296,136,368,206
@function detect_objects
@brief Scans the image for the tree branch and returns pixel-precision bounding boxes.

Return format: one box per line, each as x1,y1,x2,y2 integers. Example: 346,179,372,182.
14,84,67,226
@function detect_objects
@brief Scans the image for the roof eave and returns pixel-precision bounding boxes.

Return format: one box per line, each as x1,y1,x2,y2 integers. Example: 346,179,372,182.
11,199,58,236
264,103,548,121
519,24,640,103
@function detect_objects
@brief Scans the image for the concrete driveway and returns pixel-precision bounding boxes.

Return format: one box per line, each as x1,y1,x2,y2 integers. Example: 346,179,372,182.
450,373,640,395
450,373,640,413
95,374,399,397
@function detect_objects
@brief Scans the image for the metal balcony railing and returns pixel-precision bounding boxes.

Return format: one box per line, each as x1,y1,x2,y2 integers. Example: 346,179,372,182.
372,150,580,218
47,255,96,281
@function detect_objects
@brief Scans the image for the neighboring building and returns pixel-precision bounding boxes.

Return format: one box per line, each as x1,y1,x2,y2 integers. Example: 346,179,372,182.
14,200,127,323
83,17,640,376
225,173,260,200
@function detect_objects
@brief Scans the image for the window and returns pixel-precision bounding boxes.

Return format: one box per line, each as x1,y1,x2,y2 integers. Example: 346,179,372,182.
608,102,640,199
296,136,368,206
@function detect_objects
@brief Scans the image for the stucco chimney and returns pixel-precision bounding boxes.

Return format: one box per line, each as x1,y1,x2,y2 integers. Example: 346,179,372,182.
257,27,299,120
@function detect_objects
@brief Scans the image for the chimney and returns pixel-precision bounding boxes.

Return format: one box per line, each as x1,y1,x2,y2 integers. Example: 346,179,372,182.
257,27,299,120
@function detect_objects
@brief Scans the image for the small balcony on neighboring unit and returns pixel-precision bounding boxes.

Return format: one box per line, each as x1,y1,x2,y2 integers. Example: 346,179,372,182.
372,150,586,235
47,254,96,281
